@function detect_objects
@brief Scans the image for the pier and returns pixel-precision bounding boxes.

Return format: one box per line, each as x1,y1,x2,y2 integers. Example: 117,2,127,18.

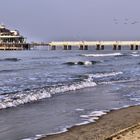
41,41,140,50
0,43,30,50
1,41,140,51
0,24,30,50
48,41,140,50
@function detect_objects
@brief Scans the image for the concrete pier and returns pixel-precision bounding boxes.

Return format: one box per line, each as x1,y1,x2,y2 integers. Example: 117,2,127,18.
48,41,140,50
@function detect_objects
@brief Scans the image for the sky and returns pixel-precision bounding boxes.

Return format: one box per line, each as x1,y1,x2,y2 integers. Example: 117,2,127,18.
0,0,140,42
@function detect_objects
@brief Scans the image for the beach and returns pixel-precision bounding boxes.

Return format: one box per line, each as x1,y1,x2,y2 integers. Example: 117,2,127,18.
0,50,140,140
40,105,140,140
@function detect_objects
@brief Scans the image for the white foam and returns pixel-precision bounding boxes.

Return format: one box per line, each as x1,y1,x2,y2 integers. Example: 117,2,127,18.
89,111,107,117
80,110,107,123
101,79,136,85
84,61,93,65
47,128,68,135
0,75,97,110
75,121,90,126
88,117,98,122
22,138,33,140
130,54,140,57
80,115,89,118
92,72,123,78
81,53,122,57
130,98,140,102
21,134,44,140
66,61,96,66
132,51,138,54
75,108,84,111
75,61,93,65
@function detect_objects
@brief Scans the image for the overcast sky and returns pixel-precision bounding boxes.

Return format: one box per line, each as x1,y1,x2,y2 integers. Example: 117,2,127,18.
0,0,140,42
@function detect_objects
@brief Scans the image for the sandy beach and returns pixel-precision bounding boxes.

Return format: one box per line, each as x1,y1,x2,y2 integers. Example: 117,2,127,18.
40,105,140,140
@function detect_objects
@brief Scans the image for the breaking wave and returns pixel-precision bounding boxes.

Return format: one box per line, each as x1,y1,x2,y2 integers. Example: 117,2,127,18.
81,53,123,57
130,54,140,57
0,75,96,110
91,72,123,78
0,71,125,110
65,61,99,66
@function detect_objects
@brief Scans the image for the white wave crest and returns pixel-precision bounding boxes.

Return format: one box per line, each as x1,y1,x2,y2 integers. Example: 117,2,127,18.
92,72,123,78
66,61,98,66
81,53,122,57
130,54,140,57
83,61,93,65
0,76,96,110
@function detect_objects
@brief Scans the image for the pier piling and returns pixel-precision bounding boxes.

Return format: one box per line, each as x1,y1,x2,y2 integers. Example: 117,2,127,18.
113,45,117,50
51,45,56,50
84,45,88,50
96,44,100,50
118,45,121,50
64,45,68,50
135,45,139,50
68,45,72,50
101,45,104,50
80,45,84,50
130,45,134,50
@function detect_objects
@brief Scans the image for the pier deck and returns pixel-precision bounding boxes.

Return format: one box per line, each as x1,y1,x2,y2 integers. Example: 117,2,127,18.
48,41,140,50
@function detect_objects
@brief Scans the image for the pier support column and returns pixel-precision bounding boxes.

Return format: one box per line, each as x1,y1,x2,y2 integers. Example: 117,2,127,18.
64,45,68,50
96,44,100,50
118,45,121,50
79,45,84,50
51,45,56,50
135,45,139,50
84,45,88,50
101,45,104,50
130,45,134,50
113,45,117,50
68,45,72,50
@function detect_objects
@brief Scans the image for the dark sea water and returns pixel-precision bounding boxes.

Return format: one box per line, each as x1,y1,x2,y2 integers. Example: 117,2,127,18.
0,47,140,140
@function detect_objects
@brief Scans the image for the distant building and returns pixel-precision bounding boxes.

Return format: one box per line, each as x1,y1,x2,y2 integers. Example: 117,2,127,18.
0,24,30,50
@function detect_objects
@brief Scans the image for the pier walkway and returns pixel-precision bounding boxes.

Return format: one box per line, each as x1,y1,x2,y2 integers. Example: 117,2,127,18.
48,41,140,50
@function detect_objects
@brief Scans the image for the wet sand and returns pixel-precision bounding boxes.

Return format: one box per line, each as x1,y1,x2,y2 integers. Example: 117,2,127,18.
106,123,140,140
40,105,140,140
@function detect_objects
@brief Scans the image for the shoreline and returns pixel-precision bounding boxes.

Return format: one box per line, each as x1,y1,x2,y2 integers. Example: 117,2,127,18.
39,105,140,140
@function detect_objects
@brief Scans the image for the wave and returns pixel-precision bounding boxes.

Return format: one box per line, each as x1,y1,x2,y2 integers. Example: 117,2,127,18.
91,72,123,78
65,61,99,66
0,71,126,110
0,75,96,110
0,58,20,62
0,68,28,73
81,53,123,57
130,54,140,57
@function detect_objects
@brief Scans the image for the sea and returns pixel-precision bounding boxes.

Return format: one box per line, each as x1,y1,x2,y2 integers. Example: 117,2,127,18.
0,46,140,140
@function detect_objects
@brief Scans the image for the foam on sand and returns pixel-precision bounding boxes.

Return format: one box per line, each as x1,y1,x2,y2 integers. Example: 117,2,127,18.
80,110,107,123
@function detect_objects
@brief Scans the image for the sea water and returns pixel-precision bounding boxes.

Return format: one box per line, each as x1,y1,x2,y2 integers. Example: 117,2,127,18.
0,47,140,140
